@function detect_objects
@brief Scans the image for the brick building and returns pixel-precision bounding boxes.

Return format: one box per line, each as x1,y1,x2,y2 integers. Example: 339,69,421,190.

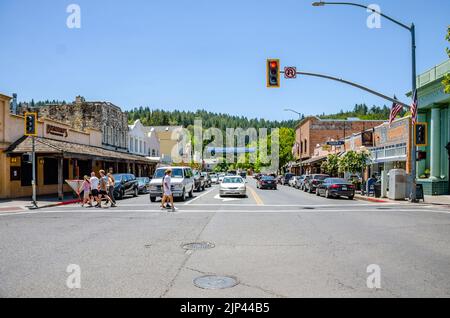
291,117,385,174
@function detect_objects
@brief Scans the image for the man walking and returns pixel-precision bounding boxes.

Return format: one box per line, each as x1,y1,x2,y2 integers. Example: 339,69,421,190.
161,169,176,212
99,170,115,207
107,172,117,207
90,172,101,208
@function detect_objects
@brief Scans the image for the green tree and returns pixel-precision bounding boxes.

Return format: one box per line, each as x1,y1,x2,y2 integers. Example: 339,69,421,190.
339,150,371,175
321,154,340,177
443,26,450,94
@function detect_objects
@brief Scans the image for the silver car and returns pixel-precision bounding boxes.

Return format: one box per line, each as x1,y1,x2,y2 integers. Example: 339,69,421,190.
149,167,195,202
219,176,246,197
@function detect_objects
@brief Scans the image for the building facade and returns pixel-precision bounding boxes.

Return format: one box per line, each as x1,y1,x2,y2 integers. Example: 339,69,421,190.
414,59,450,195
0,93,158,200
128,119,160,158
22,96,129,152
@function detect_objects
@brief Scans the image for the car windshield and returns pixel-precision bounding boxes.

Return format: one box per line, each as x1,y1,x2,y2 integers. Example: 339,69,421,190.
314,175,329,180
326,178,348,184
112,174,124,182
223,177,244,184
154,168,184,178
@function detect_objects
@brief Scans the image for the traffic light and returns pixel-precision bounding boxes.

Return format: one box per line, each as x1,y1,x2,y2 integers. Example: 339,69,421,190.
266,59,280,88
414,122,427,147
24,112,37,136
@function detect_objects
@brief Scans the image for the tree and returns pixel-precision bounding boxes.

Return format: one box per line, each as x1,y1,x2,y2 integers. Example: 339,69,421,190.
443,26,450,94
339,150,371,175
321,154,340,177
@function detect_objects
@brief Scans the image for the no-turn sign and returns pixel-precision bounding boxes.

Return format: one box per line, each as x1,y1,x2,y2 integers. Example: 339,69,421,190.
284,67,297,79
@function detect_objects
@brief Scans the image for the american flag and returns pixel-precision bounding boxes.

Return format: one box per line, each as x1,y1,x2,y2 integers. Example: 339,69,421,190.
410,89,418,125
389,95,403,125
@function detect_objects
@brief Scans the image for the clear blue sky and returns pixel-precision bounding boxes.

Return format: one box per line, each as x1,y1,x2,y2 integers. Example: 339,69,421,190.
0,0,449,121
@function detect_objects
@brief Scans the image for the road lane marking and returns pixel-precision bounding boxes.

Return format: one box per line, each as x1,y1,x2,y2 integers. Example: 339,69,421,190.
1,209,449,217
248,186,264,206
184,187,216,205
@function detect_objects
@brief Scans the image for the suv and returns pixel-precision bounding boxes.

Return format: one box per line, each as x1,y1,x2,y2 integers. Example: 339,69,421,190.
113,173,139,200
149,167,195,202
193,170,206,192
201,172,212,188
304,174,330,193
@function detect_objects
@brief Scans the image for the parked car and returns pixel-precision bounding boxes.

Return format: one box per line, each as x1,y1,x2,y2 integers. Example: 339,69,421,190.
201,172,212,188
136,177,151,194
210,173,219,184
220,176,246,197
218,173,226,183
281,173,294,185
239,171,247,179
289,176,301,187
304,174,330,193
256,175,277,190
294,175,307,190
193,170,206,192
316,178,355,200
149,167,195,202
254,173,263,181
113,173,139,200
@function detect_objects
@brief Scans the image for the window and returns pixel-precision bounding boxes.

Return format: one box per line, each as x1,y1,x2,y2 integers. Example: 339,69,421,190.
135,139,138,153
304,139,308,153
44,158,58,185
152,149,156,156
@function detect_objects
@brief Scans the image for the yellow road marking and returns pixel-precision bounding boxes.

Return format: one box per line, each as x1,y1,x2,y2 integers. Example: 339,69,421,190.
248,186,264,206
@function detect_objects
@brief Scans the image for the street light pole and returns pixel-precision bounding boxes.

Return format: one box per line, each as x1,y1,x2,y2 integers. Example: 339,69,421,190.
284,109,303,175
311,1,418,202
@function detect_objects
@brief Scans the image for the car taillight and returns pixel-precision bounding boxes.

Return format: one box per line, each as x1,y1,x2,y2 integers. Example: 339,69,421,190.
348,185,355,189
312,180,318,184
330,184,339,189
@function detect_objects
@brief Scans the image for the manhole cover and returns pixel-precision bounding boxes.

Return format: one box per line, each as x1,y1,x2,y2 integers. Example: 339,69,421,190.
193,275,239,290
182,242,215,250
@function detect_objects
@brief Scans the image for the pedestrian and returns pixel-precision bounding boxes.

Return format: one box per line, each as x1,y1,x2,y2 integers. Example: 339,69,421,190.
99,170,114,207
107,172,117,207
90,172,101,208
161,168,176,211
81,175,92,207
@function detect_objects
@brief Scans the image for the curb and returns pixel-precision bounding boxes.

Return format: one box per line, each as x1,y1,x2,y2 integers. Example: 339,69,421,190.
354,195,389,203
28,199,81,210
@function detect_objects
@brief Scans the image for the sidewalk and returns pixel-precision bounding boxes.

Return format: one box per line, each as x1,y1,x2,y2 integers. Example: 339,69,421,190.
355,193,450,206
0,193,80,213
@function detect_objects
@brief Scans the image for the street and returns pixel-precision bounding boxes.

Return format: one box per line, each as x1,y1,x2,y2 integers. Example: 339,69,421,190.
1,178,449,298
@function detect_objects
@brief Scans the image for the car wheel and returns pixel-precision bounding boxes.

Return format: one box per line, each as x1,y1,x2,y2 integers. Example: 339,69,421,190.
316,189,321,196
348,195,354,200
202,185,205,191
150,196,156,202
119,189,125,200
325,190,331,199
189,187,194,198
180,188,186,202
133,187,138,197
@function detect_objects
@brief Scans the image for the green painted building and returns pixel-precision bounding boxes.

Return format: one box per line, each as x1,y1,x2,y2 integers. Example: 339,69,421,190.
413,59,450,195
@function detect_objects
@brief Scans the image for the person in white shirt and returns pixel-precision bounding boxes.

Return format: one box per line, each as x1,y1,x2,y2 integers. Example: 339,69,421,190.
90,172,101,208
161,169,176,211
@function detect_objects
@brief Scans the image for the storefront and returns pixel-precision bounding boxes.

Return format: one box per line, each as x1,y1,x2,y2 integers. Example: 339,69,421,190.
413,59,450,195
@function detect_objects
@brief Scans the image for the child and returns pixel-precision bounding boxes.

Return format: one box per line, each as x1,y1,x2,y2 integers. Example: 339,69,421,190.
81,175,92,207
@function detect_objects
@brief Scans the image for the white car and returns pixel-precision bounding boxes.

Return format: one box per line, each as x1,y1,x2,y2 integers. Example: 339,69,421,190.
210,173,219,184
289,176,301,187
219,176,246,197
149,167,195,202
218,173,226,183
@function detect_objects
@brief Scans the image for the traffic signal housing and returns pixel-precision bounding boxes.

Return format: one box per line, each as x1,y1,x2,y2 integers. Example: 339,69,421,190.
266,59,280,88
414,122,427,147
24,112,37,136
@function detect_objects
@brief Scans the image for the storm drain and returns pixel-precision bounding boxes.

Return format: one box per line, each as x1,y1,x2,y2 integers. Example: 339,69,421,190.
376,207,392,210
194,275,239,290
182,242,215,250
302,207,315,210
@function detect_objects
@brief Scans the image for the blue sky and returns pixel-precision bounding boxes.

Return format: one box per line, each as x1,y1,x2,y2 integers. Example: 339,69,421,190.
0,0,449,120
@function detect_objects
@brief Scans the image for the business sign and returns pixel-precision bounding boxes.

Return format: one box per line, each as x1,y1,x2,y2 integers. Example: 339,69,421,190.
46,124,68,137
361,131,374,147
326,141,344,146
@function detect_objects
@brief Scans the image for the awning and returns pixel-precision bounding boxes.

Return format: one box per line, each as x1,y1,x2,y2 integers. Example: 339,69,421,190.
300,155,328,165
6,136,159,164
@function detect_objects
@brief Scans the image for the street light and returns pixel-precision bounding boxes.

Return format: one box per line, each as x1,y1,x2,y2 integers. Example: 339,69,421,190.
284,109,304,175
312,1,418,202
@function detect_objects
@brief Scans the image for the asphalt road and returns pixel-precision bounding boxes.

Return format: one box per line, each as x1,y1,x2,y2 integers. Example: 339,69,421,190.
1,178,450,297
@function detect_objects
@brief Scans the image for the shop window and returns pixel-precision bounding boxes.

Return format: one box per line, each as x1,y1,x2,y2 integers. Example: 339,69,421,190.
43,158,69,185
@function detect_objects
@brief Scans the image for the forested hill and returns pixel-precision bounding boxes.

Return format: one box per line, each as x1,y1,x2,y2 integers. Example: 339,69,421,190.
126,108,298,130
317,103,403,120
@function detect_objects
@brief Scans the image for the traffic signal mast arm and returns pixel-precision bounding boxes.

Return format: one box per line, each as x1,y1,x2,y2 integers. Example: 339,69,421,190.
280,70,410,109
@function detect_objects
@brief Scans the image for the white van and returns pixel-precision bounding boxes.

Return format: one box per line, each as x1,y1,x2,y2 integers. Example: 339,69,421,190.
149,167,195,202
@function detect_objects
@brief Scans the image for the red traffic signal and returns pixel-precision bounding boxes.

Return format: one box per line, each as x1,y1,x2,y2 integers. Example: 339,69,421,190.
266,59,280,88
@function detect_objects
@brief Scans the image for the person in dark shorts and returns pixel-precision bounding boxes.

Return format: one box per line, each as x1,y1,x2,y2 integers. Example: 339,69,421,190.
90,172,100,208
99,170,115,207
